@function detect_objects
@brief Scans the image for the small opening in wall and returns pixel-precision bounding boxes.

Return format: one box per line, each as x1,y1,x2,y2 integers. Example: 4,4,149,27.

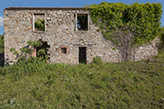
61,48,67,54
34,14,45,31
36,39,50,60
77,14,88,31
79,47,86,64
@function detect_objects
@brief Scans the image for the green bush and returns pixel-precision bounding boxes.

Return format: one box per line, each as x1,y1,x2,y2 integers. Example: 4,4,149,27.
35,18,45,31
112,48,116,50
10,40,48,64
97,29,100,32
92,56,103,64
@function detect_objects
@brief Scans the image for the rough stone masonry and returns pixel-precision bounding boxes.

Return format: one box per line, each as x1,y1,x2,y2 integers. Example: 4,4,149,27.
3,7,159,65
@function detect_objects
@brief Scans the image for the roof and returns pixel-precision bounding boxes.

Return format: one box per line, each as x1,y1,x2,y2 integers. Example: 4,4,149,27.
5,7,90,10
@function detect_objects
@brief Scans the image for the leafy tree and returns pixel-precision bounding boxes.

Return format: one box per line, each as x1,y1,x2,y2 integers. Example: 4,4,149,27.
88,2,163,61
35,18,45,31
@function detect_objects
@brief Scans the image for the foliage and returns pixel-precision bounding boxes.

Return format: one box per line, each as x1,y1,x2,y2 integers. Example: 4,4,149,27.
35,18,45,31
10,48,19,56
27,40,43,48
87,2,163,61
88,2,163,46
0,34,4,67
92,56,103,64
97,29,100,32
0,51,164,108
112,48,116,50
10,40,48,63
158,26,164,51
0,34,4,53
159,26,164,44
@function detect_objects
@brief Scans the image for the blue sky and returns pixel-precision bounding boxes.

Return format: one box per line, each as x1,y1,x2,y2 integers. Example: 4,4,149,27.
0,0,163,34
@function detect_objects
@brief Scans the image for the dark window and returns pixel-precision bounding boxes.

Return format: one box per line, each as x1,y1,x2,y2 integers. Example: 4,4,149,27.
61,48,67,54
77,14,88,31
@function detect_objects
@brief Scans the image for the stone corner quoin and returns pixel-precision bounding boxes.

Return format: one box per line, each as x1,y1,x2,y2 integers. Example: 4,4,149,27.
3,7,159,65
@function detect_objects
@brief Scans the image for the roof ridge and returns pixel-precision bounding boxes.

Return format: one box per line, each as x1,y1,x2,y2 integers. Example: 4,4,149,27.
5,7,90,10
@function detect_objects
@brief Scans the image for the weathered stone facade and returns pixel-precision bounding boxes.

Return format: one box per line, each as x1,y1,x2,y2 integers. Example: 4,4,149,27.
3,7,158,65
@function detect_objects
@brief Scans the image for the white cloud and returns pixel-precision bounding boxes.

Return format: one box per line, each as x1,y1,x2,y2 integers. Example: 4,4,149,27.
0,16,3,26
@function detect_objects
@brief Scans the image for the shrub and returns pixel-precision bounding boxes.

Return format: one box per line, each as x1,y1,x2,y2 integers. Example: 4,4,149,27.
10,40,48,64
112,48,116,50
92,56,103,64
35,18,45,31
97,29,100,32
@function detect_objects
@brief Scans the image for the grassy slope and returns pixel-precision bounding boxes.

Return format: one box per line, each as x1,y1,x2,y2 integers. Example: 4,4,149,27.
0,51,164,108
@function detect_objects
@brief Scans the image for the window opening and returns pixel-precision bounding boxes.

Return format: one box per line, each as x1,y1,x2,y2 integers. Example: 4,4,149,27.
36,39,50,60
34,14,45,31
61,48,67,54
77,14,88,31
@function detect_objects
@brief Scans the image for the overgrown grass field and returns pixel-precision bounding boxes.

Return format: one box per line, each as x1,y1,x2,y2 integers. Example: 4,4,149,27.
0,51,164,108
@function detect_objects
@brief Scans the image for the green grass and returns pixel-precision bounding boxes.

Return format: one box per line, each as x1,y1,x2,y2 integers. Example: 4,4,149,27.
0,51,164,108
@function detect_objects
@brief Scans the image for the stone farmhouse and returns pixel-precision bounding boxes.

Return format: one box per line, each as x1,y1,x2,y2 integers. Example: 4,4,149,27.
3,7,158,65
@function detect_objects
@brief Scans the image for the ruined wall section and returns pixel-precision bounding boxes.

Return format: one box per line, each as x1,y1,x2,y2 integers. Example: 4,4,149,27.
134,37,159,61
4,10,33,64
3,9,121,65
3,8,158,65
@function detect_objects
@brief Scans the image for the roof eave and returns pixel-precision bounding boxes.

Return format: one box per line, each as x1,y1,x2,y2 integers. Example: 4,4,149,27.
5,7,90,10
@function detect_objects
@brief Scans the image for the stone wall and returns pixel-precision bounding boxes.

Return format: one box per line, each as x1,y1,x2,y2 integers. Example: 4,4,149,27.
135,37,159,61
3,7,158,65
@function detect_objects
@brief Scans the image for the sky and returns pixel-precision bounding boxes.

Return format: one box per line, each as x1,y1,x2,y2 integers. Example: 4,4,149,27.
0,0,164,34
